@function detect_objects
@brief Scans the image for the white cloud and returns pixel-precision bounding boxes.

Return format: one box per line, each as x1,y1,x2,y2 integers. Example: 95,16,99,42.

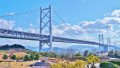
9,12,15,16
26,28,37,33
78,17,120,35
103,13,111,16
16,28,40,34
0,19,15,29
16,27,23,31
111,10,120,17
78,35,96,41
29,24,33,27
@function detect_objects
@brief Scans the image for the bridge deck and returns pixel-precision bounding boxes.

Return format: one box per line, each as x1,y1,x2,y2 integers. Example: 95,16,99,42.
0,28,115,47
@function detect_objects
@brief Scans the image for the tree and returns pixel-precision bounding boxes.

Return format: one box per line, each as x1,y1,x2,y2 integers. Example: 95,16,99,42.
24,55,30,61
50,53,58,58
87,55,100,67
75,60,87,68
60,54,65,59
50,60,86,68
3,54,8,63
84,50,88,57
100,61,118,68
16,58,20,62
11,55,16,60
74,53,81,56
88,52,94,56
108,50,114,57
50,62,62,68
11,55,17,64
16,57,20,64
30,54,35,60
35,53,40,60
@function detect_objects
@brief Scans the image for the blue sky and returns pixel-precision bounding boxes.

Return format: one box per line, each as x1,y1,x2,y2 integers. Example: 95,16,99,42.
1,0,120,22
0,0,120,48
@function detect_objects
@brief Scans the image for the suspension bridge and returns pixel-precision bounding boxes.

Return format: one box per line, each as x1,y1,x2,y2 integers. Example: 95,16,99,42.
0,5,119,53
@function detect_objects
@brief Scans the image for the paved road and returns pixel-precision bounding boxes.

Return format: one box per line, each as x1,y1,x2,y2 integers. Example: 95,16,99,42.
33,62,51,68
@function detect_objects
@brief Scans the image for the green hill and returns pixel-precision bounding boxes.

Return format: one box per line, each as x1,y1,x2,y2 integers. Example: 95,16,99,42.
0,44,25,50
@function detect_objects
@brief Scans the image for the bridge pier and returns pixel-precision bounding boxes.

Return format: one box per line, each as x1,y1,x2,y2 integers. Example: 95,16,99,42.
104,45,109,53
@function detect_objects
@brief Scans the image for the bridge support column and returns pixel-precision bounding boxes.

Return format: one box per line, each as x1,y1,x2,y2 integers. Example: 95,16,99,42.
99,34,104,53
39,5,52,52
104,45,109,53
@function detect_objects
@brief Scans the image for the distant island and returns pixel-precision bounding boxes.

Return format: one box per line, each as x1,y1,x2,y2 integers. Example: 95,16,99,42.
0,44,25,50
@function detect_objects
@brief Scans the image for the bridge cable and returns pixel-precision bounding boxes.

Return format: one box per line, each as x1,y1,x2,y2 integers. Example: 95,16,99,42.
0,9,40,18
52,19,75,37
52,9,80,37
42,12,75,37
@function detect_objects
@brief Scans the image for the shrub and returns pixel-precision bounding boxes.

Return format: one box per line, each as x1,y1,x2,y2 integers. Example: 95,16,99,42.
50,60,86,68
34,53,40,60
100,61,119,68
16,58,20,61
87,55,100,67
91,65,96,68
11,55,17,60
30,64,34,67
110,61,120,66
30,54,35,60
42,60,45,62
17,57,23,60
24,55,30,61
3,54,8,60
50,63,75,68
0,60,3,62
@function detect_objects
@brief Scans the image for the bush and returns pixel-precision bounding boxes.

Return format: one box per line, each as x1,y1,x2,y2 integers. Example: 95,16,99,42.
110,61,120,66
50,59,86,68
100,61,119,68
24,55,30,61
0,60,3,62
17,57,23,60
91,65,96,68
30,64,34,67
42,60,45,62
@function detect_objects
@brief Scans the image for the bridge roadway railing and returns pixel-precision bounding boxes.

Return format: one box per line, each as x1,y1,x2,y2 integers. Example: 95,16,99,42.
53,36,100,45
53,36,115,47
0,28,48,41
0,28,116,48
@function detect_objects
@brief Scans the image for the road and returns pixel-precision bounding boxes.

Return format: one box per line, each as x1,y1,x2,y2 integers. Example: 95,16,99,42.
33,59,51,68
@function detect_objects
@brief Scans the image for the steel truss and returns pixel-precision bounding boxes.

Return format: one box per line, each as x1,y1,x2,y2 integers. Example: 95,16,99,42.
39,5,52,52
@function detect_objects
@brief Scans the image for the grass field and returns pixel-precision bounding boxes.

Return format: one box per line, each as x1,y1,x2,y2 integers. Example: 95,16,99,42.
0,51,35,68
0,61,36,68
0,51,26,60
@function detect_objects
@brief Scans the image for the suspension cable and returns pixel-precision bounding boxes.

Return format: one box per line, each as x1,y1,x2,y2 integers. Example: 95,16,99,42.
42,12,75,37
52,8,80,37
0,9,40,18
52,19,75,37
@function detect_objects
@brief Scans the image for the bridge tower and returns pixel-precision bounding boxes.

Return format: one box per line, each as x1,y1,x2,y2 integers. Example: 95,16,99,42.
99,34,104,52
107,38,111,45
39,5,52,52
99,34,104,44
105,38,111,53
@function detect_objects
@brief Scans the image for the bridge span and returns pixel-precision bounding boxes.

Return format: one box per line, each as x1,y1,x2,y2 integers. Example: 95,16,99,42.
0,5,119,53
0,28,115,47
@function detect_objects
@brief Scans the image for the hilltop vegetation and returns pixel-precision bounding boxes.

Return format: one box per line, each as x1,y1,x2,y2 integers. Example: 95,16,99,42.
0,44,25,50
